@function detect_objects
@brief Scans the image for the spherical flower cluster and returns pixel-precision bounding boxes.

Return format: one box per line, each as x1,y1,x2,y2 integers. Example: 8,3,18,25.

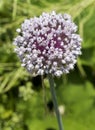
13,11,82,77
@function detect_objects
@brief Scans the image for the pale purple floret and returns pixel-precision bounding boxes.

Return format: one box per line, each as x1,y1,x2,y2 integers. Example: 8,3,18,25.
13,11,82,77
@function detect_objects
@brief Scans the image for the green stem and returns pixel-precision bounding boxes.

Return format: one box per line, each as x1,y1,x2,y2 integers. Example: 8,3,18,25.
48,74,64,130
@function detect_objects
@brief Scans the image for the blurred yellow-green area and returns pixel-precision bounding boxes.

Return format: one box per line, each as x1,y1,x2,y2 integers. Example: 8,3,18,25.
0,0,95,130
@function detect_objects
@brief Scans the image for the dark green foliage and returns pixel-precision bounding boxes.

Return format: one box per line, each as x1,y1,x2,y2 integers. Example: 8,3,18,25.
0,0,95,130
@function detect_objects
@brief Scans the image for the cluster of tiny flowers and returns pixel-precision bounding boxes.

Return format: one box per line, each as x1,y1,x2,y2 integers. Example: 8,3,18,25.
13,11,82,77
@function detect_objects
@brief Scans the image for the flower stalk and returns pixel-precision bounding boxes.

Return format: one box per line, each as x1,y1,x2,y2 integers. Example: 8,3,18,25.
48,74,64,130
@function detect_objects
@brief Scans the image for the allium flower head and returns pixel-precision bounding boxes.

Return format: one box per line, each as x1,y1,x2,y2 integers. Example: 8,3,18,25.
13,11,82,77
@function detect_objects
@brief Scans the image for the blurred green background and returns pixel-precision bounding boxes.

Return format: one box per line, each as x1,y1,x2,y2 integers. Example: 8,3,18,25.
0,0,95,130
